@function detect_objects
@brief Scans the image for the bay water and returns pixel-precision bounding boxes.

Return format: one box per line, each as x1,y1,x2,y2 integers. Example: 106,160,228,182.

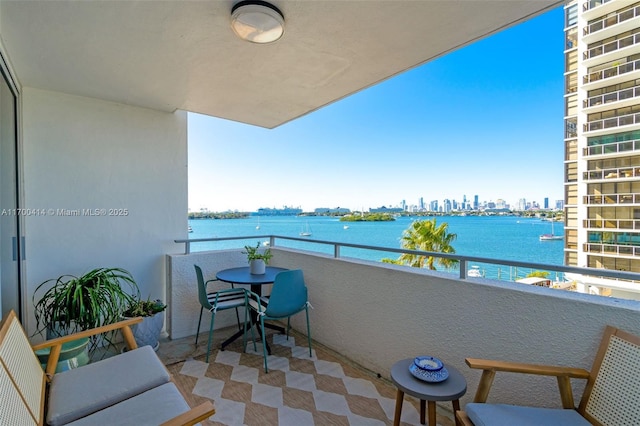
186,215,565,281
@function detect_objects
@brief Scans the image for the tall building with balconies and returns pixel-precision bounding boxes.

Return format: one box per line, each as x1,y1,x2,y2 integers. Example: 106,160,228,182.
564,1,640,277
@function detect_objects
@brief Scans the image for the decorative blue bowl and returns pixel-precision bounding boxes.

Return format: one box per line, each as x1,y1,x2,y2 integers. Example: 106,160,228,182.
409,356,449,383
413,356,443,371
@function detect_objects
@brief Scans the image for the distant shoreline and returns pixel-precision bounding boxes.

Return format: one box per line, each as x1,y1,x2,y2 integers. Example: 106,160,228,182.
188,209,563,221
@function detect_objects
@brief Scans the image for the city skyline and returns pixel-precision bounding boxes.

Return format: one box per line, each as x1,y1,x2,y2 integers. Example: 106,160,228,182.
188,6,564,213
190,194,563,213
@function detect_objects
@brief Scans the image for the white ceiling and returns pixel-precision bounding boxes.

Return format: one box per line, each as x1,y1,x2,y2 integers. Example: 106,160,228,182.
0,0,561,129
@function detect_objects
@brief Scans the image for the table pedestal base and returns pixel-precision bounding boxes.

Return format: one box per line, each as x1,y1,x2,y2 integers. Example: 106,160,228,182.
221,321,285,353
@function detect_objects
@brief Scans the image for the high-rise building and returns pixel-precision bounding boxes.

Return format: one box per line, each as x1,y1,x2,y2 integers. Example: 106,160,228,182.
518,198,527,211
544,197,549,209
564,1,640,279
474,195,479,210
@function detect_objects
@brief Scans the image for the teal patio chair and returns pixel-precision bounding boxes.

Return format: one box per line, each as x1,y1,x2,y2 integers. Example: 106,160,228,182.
244,269,312,373
194,264,247,362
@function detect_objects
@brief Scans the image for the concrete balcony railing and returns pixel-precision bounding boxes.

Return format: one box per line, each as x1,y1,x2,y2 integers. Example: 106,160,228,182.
584,32,640,62
585,192,640,204
583,4,640,37
583,85,640,109
585,241,640,257
583,166,640,181
584,112,640,133
585,218,640,230
583,59,640,85
583,138,640,157
166,236,640,412
582,0,613,13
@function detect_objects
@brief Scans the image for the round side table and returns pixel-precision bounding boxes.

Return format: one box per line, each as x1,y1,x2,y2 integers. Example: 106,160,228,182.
390,358,467,426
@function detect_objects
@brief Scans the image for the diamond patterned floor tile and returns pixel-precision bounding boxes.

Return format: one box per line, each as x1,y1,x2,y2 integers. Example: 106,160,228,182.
166,331,456,426
180,358,208,377
315,359,345,377
343,376,382,398
251,382,283,408
278,406,315,425
192,376,225,400
285,370,316,391
312,389,350,415
230,364,259,384
210,397,246,426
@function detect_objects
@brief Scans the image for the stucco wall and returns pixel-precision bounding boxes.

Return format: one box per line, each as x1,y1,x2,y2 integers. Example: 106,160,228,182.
168,246,640,410
167,249,250,339
21,88,187,335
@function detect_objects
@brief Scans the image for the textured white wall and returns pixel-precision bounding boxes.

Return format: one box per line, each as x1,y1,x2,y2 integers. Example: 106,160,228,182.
167,249,249,339
168,246,640,409
21,88,187,335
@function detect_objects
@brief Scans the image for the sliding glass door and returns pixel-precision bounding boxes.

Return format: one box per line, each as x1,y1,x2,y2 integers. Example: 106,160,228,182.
0,67,20,319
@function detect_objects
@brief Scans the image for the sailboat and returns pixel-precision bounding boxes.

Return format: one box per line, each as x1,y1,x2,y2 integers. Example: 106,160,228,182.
540,218,563,241
300,222,312,237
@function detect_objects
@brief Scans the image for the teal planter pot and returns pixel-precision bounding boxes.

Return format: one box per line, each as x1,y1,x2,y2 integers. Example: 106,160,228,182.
35,337,90,373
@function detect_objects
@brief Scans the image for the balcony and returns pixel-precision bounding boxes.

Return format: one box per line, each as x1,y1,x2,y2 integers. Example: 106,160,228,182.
583,166,639,181
583,85,640,112
583,138,640,157
585,218,640,230
583,59,640,87
582,0,615,15
583,4,640,41
585,241,640,257
583,32,640,66
585,192,640,204
162,236,640,422
584,111,640,133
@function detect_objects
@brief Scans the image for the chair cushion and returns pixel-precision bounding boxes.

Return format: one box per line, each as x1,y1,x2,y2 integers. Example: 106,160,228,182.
466,403,591,426
65,382,192,426
207,290,245,310
47,345,170,426
248,295,270,312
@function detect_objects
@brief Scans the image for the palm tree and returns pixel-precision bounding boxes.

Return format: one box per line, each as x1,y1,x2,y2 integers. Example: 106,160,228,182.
395,219,458,270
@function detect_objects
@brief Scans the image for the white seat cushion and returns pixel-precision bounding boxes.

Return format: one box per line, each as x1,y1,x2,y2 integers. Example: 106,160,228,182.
207,290,245,310
47,345,170,426
466,403,592,426
65,383,192,426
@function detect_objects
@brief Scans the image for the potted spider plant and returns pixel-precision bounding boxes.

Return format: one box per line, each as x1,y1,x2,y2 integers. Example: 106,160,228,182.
243,243,273,274
33,267,140,359
123,298,167,351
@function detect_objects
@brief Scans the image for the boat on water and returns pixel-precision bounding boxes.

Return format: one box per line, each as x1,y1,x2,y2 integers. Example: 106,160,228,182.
300,222,312,237
468,265,482,277
540,219,563,241
516,277,552,287
188,225,193,233
540,234,563,241
343,225,349,229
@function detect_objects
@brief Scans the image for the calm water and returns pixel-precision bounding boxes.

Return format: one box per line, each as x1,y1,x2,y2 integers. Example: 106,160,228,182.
186,215,565,281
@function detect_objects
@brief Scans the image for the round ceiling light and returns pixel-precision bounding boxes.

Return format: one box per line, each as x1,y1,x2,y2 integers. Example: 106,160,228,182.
231,1,284,44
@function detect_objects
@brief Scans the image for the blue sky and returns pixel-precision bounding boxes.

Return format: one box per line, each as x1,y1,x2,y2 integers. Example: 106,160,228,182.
189,5,564,213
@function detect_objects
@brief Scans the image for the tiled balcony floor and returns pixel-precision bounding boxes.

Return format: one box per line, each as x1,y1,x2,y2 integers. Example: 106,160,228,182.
157,325,456,426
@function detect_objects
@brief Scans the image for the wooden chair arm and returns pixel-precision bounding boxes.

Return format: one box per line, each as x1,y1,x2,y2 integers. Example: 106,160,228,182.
455,410,474,426
160,401,215,426
465,358,590,407
32,317,143,377
466,358,590,378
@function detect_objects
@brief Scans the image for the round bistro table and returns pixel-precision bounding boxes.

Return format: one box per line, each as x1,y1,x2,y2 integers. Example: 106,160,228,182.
216,266,288,352
391,358,467,426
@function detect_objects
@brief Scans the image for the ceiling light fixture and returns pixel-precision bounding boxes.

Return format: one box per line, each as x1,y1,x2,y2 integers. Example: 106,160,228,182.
231,1,285,44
